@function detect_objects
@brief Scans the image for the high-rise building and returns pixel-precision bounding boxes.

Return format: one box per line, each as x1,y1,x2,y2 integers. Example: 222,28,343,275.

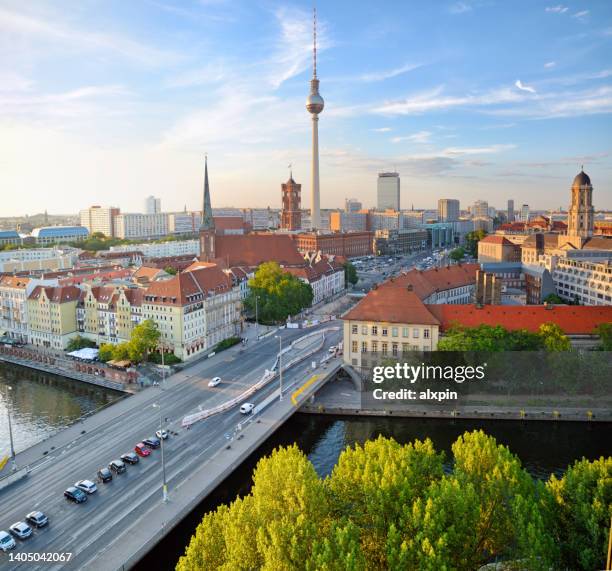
79,206,120,237
345,198,362,213
438,199,460,222
199,156,216,262
567,168,594,241
281,173,302,231
377,172,400,210
306,9,324,230
472,200,489,218
145,196,161,214
520,204,530,222
507,199,515,222
113,214,168,240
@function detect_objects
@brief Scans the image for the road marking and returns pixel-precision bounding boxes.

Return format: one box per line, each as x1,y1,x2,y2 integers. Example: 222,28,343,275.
291,374,320,407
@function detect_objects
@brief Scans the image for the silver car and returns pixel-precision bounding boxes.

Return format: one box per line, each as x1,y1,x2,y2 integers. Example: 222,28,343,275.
9,521,32,540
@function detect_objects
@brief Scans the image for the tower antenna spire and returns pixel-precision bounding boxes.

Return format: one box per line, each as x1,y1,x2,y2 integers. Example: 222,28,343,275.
313,7,317,78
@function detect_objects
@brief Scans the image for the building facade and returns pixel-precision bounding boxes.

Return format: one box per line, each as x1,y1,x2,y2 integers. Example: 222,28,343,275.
145,196,162,215
32,226,89,245
113,214,169,240
373,229,428,255
438,199,460,222
281,175,302,231
291,231,373,258
551,257,611,305
377,172,400,211
79,206,120,237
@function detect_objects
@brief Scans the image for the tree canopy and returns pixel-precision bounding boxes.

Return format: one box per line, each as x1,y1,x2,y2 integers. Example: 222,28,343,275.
244,262,313,323
176,432,611,571
464,229,487,257
343,261,358,286
97,319,161,363
448,247,465,262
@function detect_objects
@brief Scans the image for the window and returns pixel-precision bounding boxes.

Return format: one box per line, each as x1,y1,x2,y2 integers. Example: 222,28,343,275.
351,341,358,353
392,327,398,337
372,341,378,353
402,327,409,337
361,325,368,335
382,328,388,337
361,341,368,353
402,343,409,355
382,342,388,356
352,324,358,334
392,343,398,356
423,329,430,339
413,328,420,338
371,325,378,336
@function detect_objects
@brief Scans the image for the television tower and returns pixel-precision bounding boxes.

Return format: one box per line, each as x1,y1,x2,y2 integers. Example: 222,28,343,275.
306,8,324,230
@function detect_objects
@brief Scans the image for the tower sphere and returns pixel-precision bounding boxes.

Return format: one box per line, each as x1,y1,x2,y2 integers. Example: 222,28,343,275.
306,91,324,114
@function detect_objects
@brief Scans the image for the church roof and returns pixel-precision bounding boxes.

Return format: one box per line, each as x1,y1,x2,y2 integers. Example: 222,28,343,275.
572,169,591,187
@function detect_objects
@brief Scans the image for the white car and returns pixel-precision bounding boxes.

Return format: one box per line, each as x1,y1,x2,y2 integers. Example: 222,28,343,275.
208,377,222,388
328,346,337,354
0,531,16,551
240,403,255,415
9,521,32,540
156,429,169,440
75,479,98,494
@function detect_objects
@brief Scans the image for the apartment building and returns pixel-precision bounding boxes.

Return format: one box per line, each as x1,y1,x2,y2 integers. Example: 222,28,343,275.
141,266,241,360
285,256,346,305
550,257,612,305
111,239,200,258
113,213,169,240
79,206,120,237
27,285,81,349
0,276,34,342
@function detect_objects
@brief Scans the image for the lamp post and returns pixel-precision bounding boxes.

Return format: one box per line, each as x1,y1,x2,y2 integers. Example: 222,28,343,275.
275,335,283,400
254,295,260,339
4,385,16,472
152,403,168,503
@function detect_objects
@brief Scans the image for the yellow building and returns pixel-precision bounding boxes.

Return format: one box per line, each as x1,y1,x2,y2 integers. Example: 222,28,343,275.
342,284,440,369
27,285,81,349
0,276,31,342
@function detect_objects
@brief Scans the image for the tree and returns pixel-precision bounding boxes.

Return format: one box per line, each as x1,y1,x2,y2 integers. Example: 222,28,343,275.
128,319,161,362
245,262,313,323
464,229,487,257
449,247,465,262
538,322,571,351
437,324,542,351
164,266,177,275
66,335,97,351
343,261,358,287
98,343,115,362
595,322,612,350
543,293,565,305
546,456,612,570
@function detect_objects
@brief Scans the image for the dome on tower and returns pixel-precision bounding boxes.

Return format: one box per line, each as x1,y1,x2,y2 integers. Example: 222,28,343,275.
572,169,591,187
306,92,324,114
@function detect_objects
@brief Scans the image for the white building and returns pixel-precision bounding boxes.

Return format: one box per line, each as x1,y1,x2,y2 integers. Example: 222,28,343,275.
168,212,198,235
369,210,403,231
145,196,161,214
79,206,120,237
402,210,425,228
110,239,200,258
0,248,79,273
377,172,400,211
472,200,489,218
520,204,530,222
548,256,611,305
113,213,169,240
287,255,346,306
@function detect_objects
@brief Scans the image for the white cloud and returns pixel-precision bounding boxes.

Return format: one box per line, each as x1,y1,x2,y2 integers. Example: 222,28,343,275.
372,127,392,132
572,10,590,19
359,62,423,82
545,5,569,13
449,2,472,14
544,61,556,68
441,144,516,156
515,79,536,93
391,130,432,144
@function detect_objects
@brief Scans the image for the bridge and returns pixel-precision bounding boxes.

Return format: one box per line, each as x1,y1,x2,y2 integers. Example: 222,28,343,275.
0,323,344,571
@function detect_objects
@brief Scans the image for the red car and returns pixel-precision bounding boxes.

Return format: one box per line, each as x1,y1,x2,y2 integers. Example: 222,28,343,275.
134,443,151,457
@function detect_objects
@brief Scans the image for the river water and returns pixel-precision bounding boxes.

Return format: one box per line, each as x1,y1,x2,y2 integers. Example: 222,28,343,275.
0,362,123,458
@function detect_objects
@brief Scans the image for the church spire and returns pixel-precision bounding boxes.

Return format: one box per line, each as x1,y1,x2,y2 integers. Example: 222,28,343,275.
200,154,214,231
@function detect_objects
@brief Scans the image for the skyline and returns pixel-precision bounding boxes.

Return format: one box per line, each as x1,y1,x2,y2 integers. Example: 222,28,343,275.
1,0,612,216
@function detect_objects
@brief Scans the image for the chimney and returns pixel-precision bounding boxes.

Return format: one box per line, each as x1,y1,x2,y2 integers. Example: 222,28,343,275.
406,284,413,291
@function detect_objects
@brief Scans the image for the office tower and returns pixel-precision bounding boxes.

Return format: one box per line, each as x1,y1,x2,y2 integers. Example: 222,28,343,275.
507,199,515,222
145,195,161,214
377,172,400,210
345,198,362,213
79,206,120,237
306,9,324,230
438,199,460,222
520,203,530,222
472,200,489,218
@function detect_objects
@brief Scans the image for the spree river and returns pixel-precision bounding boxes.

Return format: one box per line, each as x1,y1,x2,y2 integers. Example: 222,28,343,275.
0,362,123,458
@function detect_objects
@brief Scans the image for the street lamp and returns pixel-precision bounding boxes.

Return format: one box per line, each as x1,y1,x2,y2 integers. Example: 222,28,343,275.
275,335,283,401
152,403,168,503
4,385,16,472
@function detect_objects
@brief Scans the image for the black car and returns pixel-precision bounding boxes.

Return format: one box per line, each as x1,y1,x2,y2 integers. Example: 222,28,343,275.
142,437,161,449
121,452,139,465
25,511,48,528
97,467,113,483
108,459,126,474
64,487,87,503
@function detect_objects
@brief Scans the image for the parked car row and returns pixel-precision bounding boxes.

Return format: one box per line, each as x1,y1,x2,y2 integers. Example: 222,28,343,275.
0,512,49,552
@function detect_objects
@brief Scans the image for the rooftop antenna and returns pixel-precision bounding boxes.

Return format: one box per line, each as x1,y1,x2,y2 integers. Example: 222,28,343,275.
288,163,293,178
313,7,317,79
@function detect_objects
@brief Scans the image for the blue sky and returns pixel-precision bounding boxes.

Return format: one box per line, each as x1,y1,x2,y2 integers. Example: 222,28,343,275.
0,0,611,216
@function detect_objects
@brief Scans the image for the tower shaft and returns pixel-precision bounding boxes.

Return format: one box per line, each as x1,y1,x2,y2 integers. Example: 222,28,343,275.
311,115,321,230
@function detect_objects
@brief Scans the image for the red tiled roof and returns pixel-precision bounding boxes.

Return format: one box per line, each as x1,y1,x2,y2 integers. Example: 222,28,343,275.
122,288,144,306
214,234,304,267
0,276,31,288
342,288,440,326
213,216,246,231
582,237,612,251
144,266,232,306
28,285,81,303
427,304,612,335
133,266,166,280
392,264,479,300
